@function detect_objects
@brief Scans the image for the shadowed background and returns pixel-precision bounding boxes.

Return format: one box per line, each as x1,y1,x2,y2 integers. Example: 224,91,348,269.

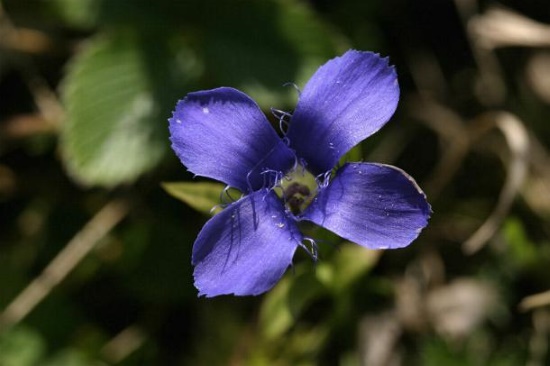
1,0,550,365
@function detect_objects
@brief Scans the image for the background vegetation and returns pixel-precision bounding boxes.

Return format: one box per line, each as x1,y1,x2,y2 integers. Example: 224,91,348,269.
1,0,550,365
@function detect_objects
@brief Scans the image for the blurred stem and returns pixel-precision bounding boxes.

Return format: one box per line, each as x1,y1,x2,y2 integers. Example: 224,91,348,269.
0,199,129,332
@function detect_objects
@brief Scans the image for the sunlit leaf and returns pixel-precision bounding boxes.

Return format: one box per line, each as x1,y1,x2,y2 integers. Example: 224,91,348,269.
162,181,232,215
61,30,194,187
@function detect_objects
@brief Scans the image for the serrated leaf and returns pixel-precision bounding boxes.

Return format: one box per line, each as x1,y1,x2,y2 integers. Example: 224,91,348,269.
162,181,229,215
61,31,192,187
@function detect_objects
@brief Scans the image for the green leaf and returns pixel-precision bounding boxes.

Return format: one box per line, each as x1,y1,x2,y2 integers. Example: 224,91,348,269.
502,217,538,268
338,144,363,167
61,30,193,187
259,268,327,340
332,243,382,288
259,275,293,340
162,181,231,215
0,326,46,366
420,338,470,366
43,349,95,366
316,242,381,293
45,0,101,28
185,0,345,108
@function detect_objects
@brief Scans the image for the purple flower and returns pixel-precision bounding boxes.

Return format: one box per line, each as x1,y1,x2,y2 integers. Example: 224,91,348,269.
169,50,431,297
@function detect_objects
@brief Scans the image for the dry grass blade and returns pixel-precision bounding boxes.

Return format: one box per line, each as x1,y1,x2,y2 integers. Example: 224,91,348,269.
0,199,129,332
463,112,529,254
407,96,469,199
469,7,550,49
520,290,550,312
521,134,550,218
101,325,147,364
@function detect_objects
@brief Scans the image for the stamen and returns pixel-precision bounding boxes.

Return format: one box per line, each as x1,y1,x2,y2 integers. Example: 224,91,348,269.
245,169,255,193
299,237,318,261
261,168,283,191
271,108,292,135
209,203,224,215
282,136,291,147
221,185,239,203
283,82,302,97
211,186,243,214
244,142,288,192
315,171,332,189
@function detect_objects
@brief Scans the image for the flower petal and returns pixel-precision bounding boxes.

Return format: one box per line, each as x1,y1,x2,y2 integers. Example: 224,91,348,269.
286,50,399,175
302,163,430,249
169,87,295,192
192,189,301,297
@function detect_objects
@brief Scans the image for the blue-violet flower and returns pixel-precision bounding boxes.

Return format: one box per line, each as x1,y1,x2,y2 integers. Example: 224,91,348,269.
169,50,431,297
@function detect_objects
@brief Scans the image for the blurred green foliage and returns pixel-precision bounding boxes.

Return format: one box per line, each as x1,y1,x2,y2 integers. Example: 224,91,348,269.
2,0,550,365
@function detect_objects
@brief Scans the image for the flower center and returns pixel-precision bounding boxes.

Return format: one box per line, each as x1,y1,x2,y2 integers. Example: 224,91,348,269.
277,167,318,215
